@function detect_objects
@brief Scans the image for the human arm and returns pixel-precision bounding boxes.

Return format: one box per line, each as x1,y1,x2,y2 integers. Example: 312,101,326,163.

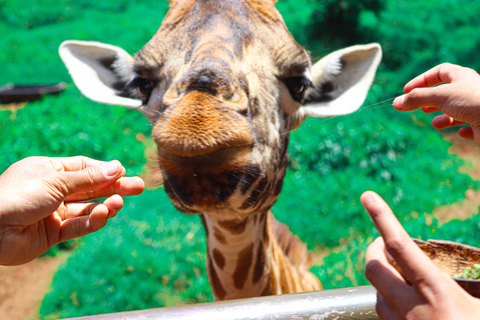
361,191,480,320
0,156,145,266
393,63,480,146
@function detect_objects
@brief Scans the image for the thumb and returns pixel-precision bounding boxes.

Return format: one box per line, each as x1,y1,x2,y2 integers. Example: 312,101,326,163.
55,160,123,196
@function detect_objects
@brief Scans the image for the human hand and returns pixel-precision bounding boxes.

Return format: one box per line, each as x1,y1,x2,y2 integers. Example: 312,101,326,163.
393,63,480,146
361,191,480,320
0,156,145,266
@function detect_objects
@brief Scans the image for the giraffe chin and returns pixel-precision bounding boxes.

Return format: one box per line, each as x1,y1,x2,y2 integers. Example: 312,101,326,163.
158,145,257,214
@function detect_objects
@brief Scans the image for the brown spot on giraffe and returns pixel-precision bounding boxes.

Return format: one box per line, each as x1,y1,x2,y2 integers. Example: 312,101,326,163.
213,248,226,270
218,218,248,235
253,242,266,284
233,243,255,290
208,259,227,300
213,227,227,245
60,0,381,302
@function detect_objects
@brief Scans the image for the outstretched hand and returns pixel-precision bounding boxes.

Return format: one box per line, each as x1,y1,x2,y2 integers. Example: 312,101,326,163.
361,191,480,320
0,156,145,266
393,63,480,146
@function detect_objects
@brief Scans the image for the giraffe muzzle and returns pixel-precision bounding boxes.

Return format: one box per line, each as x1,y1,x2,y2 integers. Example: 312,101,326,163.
152,90,253,158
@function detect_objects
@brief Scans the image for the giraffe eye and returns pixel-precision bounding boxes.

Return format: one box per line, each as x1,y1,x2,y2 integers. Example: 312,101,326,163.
292,84,305,95
283,76,312,103
128,76,158,103
224,91,240,103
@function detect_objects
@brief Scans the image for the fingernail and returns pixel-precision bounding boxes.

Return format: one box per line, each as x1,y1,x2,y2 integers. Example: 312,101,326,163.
101,161,119,177
362,192,376,208
393,95,405,110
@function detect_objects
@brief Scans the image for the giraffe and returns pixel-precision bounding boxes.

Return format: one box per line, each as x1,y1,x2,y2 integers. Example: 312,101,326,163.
58,0,381,301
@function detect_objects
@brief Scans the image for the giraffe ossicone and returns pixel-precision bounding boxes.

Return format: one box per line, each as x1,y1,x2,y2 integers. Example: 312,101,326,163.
59,0,382,301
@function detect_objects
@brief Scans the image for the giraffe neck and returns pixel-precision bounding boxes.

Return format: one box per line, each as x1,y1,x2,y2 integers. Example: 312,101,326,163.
201,211,322,301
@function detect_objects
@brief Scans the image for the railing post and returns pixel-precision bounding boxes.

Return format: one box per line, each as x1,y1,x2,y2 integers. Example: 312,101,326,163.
62,285,379,320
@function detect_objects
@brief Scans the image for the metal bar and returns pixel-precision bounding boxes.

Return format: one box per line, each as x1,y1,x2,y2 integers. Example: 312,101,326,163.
62,285,378,320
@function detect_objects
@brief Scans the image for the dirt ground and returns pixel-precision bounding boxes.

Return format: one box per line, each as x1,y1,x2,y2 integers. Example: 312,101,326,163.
1,131,480,320
0,254,68,320
434,132,480,223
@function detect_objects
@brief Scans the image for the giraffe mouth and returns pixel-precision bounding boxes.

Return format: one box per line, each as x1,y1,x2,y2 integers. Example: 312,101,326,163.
157,145,252,173
157,145,256,212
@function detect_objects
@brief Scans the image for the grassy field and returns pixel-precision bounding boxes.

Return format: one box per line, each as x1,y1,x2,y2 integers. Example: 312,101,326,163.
2,0,480,318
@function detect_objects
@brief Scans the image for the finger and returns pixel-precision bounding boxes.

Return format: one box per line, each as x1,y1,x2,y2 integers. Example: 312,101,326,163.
62,202,99,219
65,176,145,202
432,114,467,129
376,293,401,320
403,63,461,93
421,106,440,113
49,156,104,171
361,191,443,287
458,126,474,141
55,160,123,197
49,156,126,177
365,237,412,308
63,195,123,219
103,195,123,219
59,204,109,242
393,86,453,112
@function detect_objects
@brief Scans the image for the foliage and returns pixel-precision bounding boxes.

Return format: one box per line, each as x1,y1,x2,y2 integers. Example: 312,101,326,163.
0,0,169,85
358,0,480,88
39,190,212,319
308,0,384,48
0,92,150,176
277,0,384,54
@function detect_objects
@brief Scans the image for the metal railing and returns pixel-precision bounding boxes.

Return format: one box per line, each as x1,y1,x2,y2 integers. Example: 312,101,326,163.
63,285,379,320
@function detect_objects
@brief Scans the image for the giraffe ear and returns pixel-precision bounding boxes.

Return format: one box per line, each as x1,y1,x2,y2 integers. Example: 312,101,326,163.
300,43,382,118
59,40,142,109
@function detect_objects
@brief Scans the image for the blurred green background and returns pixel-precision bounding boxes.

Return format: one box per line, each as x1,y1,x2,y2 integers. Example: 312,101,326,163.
2,0,480,318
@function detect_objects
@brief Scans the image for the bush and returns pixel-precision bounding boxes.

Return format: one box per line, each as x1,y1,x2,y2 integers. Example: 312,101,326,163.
358,0,480,89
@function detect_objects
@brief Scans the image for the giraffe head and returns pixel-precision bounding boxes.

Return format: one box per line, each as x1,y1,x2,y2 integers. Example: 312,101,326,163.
59,0,381,216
